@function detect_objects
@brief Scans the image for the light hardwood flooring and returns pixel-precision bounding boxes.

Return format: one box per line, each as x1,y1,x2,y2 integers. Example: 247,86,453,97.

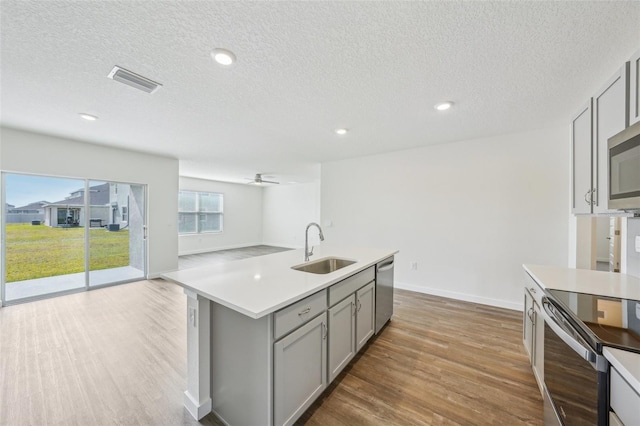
178,245,291,270
0,279,543,425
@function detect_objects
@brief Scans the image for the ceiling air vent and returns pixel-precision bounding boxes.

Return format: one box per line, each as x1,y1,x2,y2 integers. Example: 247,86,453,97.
107,66,162,94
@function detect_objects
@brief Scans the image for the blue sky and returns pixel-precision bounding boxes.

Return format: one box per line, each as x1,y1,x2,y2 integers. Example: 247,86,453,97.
5,174,91,207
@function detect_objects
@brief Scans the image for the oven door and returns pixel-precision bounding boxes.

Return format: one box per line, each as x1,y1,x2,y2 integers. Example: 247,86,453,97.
541,298,609,425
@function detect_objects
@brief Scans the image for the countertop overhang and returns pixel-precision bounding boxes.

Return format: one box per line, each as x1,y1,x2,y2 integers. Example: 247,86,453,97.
162,245,397,319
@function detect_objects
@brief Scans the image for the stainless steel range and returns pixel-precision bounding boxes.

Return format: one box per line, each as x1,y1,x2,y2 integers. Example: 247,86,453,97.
541,289,640,425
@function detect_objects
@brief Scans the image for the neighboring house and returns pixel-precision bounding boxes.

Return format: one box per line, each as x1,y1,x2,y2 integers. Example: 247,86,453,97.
43,183,130,228
5,201,48,224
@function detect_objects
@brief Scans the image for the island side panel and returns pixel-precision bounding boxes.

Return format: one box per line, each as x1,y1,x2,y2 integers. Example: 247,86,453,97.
210,301,273,425
184,289,212,420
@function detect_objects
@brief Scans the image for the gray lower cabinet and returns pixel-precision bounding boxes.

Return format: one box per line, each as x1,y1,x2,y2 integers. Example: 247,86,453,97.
630,48,640,126
356,281,375,352
328,295,356,382
523,272,544,394
274,312,328,426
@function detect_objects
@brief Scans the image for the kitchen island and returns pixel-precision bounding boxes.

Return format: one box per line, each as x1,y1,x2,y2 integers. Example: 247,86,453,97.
162,245,397,425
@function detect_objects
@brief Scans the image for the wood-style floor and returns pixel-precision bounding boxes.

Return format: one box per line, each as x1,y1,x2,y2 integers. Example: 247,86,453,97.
0,283,542,425
178,245,291,270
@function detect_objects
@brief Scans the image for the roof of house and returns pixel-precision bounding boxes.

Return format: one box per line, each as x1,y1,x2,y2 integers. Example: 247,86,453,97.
45,183,110,207
15,200,50,210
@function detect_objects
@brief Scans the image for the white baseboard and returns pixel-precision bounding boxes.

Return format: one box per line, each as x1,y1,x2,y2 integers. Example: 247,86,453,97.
178,242,263,256
395,281,523,312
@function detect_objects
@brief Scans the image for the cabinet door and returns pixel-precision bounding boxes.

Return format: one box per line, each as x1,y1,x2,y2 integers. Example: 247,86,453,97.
630,48,640,126
274,312,327,426
532,301,544,393
356,282,375,352
572,100,593,214
593,65,629,213
523,290,534,360
328,295,356,382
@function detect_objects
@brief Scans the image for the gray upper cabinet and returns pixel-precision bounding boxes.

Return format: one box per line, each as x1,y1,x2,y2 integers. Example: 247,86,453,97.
356,281,375,352
572,100,593,214
592,65,630,213
328,294,356,382
274,312,327,426
630,48,640,126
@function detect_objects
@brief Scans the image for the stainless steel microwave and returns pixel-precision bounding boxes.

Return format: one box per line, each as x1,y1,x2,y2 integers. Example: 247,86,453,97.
608,120,640,210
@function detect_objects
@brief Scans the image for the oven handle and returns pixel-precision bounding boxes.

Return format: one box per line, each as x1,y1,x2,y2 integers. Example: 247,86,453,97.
541,298,597,364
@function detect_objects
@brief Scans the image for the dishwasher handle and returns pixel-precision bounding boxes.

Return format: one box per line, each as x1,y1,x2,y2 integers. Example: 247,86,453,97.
541,298,598,365
377,260,394,272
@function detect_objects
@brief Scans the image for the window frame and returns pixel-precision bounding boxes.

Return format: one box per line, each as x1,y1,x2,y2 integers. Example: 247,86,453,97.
178,190,224,235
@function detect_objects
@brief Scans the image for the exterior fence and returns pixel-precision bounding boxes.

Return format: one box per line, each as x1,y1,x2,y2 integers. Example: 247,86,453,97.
5,213,46,224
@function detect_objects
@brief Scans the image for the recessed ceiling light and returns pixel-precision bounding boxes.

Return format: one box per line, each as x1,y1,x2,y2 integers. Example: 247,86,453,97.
79,113,98,121
211,48,236,66
335,128,348,135
434,101,454,111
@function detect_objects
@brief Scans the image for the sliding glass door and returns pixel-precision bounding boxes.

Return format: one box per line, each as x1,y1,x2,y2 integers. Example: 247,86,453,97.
1,173,147,305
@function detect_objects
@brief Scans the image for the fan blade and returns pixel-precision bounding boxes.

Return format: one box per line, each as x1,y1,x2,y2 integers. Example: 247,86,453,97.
261,180,280,184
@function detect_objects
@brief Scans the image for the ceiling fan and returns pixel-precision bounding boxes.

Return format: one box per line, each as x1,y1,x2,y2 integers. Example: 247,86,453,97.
248,173,280,185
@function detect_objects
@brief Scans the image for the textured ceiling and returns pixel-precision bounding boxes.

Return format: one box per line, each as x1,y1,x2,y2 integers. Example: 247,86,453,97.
1,1,639,184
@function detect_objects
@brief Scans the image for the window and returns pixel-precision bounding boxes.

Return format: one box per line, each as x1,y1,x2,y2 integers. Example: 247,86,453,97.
121,206,128,222
178,191,223,234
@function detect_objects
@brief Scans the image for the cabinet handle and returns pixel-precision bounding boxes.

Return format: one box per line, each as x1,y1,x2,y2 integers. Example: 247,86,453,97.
298,307,311,316
351,301,356,316
590,188,596,205
322,322,327,340
529,287,536,294
584,189,592,205
527,307,535,325
357,299,362,312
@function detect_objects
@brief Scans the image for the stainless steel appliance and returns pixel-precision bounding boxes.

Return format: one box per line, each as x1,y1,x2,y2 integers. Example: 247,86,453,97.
542,289,640,425
608,120,640,210
375,256,394,334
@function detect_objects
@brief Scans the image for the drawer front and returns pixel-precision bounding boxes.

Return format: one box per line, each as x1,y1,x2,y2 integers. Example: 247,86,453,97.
524,271,544,306
274,289,327,340
610,367,640,426
329,267,375,307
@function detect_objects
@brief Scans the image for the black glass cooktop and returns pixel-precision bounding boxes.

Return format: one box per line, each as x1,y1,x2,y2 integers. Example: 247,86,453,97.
547,289,640,354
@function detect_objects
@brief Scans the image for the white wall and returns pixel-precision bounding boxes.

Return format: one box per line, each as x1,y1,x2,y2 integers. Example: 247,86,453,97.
321,125,569,310
262,181,321,248
1,127,179,278
178,176,263,255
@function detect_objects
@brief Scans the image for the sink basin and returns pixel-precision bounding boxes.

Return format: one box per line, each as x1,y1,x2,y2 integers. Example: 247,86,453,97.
291,257,357,274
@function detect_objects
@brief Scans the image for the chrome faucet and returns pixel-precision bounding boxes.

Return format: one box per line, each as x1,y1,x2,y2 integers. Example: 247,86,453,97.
304,222,325,261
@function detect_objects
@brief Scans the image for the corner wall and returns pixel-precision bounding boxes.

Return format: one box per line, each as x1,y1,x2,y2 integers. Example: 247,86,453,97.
262,181,321,248
178,176,263,255
321,125,569,310
0,127,179,278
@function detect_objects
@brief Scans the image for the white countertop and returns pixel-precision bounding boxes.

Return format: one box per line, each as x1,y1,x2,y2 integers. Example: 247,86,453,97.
523,264,640,300
162,245,397,319
604,347,640,394
523,264,640,395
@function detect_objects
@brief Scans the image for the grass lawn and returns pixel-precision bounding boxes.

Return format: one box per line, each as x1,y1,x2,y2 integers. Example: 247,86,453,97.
5,223,129,282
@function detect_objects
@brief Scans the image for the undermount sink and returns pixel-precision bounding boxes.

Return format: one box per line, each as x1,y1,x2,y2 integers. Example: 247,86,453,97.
291,257,357,274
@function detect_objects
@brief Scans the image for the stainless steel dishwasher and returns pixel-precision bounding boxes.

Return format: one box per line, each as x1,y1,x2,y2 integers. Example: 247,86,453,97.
375,256,394,334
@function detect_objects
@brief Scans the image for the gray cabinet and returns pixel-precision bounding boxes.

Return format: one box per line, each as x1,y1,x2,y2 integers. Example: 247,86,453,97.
274,312,327,426
571,65,630,214
630,48,640,126
571,100,593,214
592,65,630,213
610,366,640,426
523,272,544,394
356,281,375,352
523,289,534,359
328,295,356,382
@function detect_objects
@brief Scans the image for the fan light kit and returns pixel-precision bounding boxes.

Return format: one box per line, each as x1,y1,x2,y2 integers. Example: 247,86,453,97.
79,113,98,121
212,48,236,66
434,101,454,111
249,174,280,185
335,128,348,135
